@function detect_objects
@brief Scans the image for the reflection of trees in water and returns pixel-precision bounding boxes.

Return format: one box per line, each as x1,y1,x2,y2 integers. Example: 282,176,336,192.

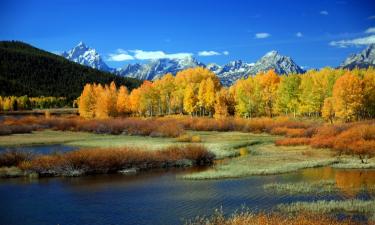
335,170,375,198
301,167,335,181
301,167,375,198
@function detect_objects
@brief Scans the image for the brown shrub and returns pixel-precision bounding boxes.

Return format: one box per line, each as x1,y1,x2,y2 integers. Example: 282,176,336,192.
0,150,34,167
275,138,311,146
310,137,336,149
21,145,214,176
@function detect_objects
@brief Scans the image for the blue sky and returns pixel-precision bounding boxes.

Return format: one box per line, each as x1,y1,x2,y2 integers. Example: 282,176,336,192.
1,0,374,69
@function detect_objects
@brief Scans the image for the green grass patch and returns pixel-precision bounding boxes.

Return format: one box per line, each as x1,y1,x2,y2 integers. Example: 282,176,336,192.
0,130,274,158
183,144,337,179
264,180,337,195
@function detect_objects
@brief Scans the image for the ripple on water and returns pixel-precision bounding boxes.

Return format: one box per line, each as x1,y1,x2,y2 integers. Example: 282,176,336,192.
0,166,374,225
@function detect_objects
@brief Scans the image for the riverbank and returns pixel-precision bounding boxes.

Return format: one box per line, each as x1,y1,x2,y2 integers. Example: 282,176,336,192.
0,145,213,178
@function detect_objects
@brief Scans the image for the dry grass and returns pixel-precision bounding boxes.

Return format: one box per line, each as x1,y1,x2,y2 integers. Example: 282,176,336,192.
0,150,34,167
186,209,362,225
15,144,214,176
176,134,202,143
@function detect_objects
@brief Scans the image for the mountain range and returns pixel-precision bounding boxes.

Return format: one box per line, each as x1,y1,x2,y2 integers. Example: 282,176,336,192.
61,42,375,86
339,44,375,70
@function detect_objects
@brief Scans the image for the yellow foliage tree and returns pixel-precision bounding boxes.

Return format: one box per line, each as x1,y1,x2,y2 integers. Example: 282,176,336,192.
257,70,280,117
116,85,129,115
332,72,364,121
78,84,96,119
205,77,216,116
183,84,197,116
214,89,229,118
322,97,335,123
197,79,206,116
363,69,375,117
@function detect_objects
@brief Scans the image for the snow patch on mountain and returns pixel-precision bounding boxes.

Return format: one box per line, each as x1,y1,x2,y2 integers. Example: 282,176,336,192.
61,42,111,71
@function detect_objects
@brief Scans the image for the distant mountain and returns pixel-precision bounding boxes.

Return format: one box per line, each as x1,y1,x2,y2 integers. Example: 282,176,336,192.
0,41,141,99
62,41,111,72
340,44,375,69
116,56,205,80
249,50,304,75
62,42,304,86
213,60,254,86
214,51,304,86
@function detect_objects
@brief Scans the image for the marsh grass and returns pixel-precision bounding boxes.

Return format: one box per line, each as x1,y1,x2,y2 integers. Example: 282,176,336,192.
183,143,337,179
264,180,338,195
185,208,360,225
332,157,375,169
277,199,375,221
0,166,24,178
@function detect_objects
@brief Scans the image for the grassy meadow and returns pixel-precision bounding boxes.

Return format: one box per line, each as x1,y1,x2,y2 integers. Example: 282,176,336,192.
1,116,375,179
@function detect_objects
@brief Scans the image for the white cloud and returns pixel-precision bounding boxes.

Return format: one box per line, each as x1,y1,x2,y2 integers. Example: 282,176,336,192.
320,10,329,15
130,50,192,60
108,49,134,61
368,15,375,20
330,35,375,48
255,33,270,39
365,27,375,34
198,50,220,56
222,51,229,55
296,32,303,38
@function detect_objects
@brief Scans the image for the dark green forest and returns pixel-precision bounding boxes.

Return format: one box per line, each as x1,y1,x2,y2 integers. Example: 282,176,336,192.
0,41,141,100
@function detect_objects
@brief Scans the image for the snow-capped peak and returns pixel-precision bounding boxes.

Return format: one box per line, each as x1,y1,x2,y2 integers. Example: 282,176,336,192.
340,44,375,69
61,41,111,71
264,50,279,57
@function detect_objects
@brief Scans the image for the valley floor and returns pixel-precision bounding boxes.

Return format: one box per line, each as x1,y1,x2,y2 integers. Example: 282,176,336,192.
1,130,374,179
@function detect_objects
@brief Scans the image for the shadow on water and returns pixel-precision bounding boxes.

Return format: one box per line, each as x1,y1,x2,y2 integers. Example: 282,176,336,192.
0,166,374,225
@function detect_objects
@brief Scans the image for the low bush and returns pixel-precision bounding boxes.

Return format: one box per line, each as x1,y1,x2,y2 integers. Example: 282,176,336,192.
0,150,34,167
17,145,214,176
275,138,311,146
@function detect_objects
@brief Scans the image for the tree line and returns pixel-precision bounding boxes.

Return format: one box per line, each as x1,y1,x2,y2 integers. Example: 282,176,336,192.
0,96,69,111
78,67,375,122
0,41,141,100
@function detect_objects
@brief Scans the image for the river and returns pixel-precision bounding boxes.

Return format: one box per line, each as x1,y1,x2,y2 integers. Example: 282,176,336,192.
0,165,374,225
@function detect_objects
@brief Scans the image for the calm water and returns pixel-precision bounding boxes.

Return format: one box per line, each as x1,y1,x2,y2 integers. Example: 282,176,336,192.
0,145,77,154
0,167,374,225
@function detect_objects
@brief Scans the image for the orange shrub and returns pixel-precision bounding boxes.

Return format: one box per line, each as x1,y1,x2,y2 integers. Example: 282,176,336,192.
275,137,311,146
19,145,214,176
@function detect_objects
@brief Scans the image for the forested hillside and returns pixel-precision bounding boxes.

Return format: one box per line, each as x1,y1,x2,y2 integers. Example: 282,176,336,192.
0,41,141,100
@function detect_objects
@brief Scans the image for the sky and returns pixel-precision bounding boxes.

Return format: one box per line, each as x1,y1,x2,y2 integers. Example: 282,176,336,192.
1,0,375,69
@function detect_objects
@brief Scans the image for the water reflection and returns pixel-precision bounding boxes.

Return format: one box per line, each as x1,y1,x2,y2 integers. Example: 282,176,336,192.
0,167,374,225
301,167,375,198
